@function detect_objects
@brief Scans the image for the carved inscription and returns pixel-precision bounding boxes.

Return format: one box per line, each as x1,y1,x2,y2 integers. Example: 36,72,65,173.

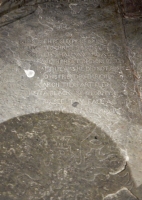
0,0,128,118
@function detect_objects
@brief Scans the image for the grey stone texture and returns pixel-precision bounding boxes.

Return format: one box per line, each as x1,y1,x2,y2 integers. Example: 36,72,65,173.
104,188,138,200
0,0,142,199
0,112,139,199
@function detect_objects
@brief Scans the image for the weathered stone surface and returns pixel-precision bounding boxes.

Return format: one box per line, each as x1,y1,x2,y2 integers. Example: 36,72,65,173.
104,188,138,200
0,0,36,28
118,10,142,192
0,112,137,200
117,0,142,18
0,0,142,198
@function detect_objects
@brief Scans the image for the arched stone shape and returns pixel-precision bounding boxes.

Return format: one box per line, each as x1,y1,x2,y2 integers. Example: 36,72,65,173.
0,111,139,200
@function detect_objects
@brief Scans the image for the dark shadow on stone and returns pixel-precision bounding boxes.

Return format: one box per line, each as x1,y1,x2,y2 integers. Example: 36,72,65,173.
0,111,140,200
118,0,142,18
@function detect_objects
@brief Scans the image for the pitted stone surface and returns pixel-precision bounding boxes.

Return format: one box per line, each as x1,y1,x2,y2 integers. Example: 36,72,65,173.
0,112,137,200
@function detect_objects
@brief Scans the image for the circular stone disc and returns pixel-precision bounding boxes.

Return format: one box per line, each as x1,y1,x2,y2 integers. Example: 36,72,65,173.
0,112,135,200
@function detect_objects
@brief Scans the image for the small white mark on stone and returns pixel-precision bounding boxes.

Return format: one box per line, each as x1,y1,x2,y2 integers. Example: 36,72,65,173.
120,148,129,161
24,69,35,78
126,155,129,161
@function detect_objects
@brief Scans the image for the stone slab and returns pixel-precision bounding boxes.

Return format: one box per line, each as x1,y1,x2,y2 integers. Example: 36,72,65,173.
0,0,142,198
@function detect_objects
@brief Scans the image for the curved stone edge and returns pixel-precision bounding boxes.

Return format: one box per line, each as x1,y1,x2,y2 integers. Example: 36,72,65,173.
103,187,139,200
